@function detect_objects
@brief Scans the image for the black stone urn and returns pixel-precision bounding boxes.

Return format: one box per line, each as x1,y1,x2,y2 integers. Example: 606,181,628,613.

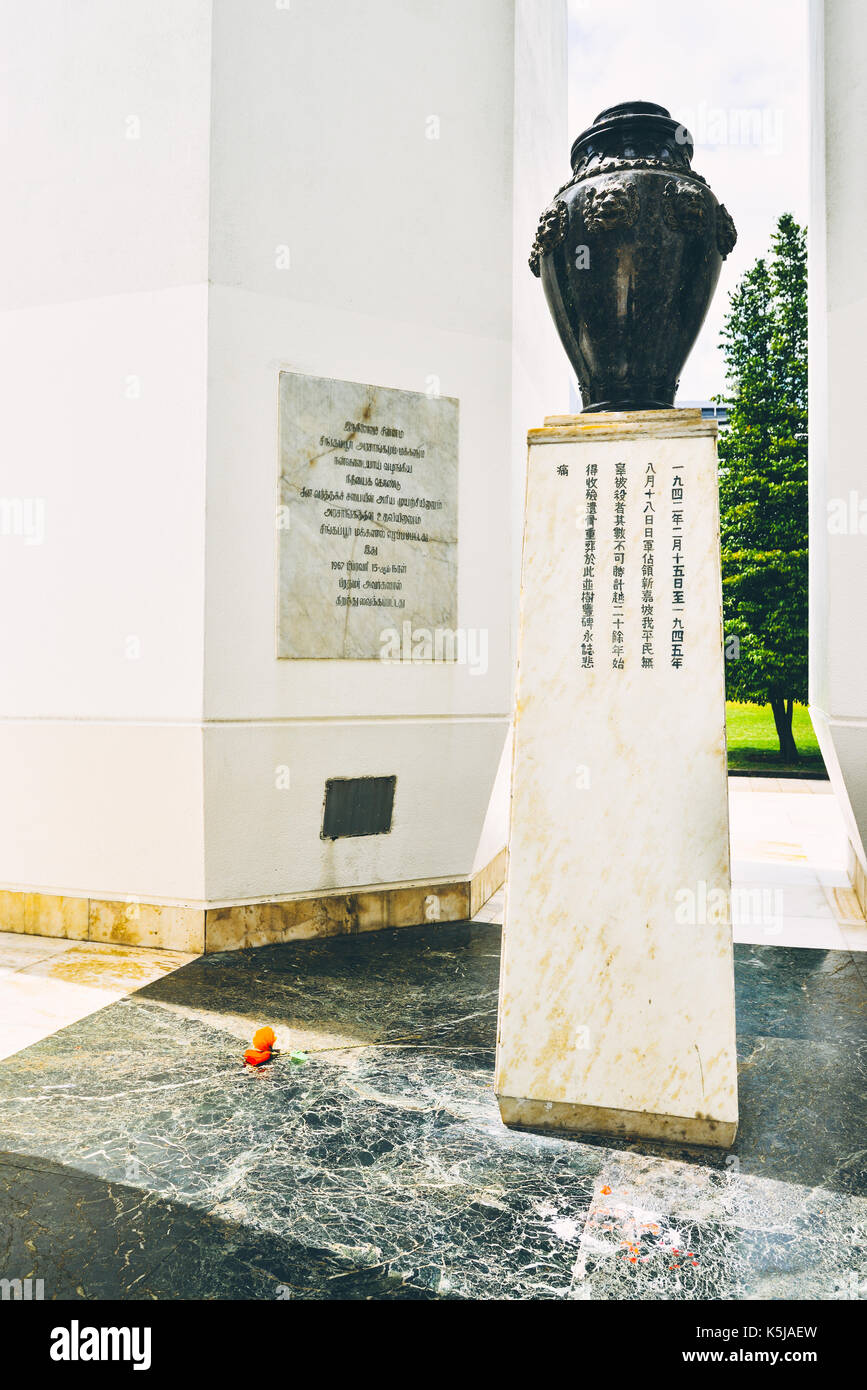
530,101,737,412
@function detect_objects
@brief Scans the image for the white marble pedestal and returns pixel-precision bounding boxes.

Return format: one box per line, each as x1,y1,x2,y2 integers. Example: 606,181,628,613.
495,410,738,1147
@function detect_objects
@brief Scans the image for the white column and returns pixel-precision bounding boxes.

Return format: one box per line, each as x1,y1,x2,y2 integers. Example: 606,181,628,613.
808,0,867,905
200,0,567,915
0,0,212,914
0,2,568,945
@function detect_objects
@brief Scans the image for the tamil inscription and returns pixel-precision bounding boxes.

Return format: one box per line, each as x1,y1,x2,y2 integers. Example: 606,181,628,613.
277,372,459,659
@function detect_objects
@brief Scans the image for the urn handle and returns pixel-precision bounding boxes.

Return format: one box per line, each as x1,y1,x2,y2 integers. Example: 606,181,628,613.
529,199,569,277
716,204,737,259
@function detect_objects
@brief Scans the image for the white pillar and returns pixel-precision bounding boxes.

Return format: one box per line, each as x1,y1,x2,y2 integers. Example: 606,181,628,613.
496,411,738,1147
0,2,568,949
808,0,867,908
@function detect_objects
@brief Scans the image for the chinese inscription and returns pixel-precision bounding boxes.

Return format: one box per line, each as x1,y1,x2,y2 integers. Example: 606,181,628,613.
581,462,598,669
641,462,656,669
671,469,685,668
572,455,687,673
612,460,626,669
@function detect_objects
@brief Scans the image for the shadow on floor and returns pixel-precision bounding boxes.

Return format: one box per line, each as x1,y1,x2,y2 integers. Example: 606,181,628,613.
0,922,864,1300
128,923,867,1194
0,1152,443,1300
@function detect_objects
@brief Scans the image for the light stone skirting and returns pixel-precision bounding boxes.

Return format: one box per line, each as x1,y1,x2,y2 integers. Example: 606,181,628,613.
852,850,867,920
0,847,507,955
497,1095,738,1148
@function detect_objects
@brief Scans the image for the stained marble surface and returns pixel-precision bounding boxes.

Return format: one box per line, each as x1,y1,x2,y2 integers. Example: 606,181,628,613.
0,937,196,1061
0,923,864,1300
497,421,737,1137
277,371,459,660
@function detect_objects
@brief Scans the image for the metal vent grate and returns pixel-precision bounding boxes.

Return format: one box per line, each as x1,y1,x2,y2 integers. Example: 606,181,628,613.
321,776,396,840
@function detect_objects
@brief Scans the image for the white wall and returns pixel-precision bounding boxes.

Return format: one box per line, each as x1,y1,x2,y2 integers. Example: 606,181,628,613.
201,0,568,900
0,0,568,907
808,0,867,871
511,0,571,654
0,0,211,900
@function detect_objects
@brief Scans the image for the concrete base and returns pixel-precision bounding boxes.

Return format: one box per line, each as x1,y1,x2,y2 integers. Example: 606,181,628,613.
0,848,506,954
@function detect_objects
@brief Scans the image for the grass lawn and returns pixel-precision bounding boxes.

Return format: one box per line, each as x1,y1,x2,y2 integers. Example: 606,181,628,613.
726,700,827,776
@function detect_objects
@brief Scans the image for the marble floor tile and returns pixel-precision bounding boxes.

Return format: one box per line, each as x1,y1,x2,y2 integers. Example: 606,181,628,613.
0,971,113,1030
0,1025,60,1063
472,888,505,925
0,778,861,1301
0,933,196,1061
15,941,195,993
0,924,863,1301
732,916,848,950
841,922,867,955
732,880,835,920
473,780,857,957
731,858,819,885
0,934,73,977
733,943,866,1045
815,866,856,888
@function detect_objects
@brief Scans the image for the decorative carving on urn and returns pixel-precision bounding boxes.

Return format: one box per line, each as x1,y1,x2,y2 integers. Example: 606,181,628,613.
529,200,569,277
716,204,738,259
582,179,640,234
530,101,738,412
662,178,708,232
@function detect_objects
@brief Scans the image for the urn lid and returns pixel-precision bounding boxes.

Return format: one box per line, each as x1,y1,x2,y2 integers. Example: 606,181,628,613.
570,100,694,174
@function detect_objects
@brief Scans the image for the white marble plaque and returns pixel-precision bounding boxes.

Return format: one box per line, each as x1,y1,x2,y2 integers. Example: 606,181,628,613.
495,410,738,1147
277,372,458,659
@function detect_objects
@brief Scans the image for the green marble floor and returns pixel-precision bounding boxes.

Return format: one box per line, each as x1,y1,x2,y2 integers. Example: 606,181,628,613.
0,923,864,1300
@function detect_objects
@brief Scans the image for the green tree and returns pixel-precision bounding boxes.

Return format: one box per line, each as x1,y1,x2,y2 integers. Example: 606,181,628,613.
717,213,808,762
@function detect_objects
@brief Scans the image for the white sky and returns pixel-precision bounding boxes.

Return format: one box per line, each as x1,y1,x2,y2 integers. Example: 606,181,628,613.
568,0,809,400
